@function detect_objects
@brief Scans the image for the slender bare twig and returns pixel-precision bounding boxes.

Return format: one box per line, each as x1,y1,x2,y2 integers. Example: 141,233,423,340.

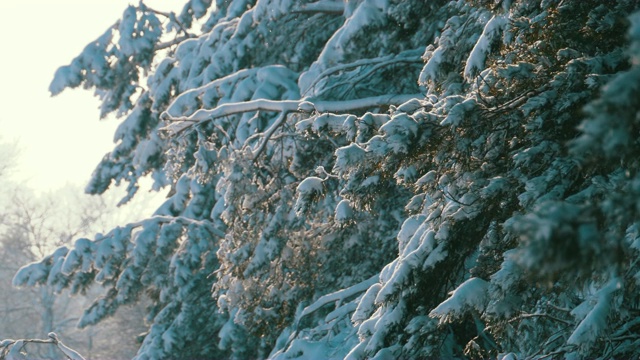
155,35,196,51
145,7,192,37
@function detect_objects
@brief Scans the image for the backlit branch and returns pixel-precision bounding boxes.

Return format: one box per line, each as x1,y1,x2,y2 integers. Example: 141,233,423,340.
292,0,345,15
303,49,424,96
160,93,423,135
0,333,85,360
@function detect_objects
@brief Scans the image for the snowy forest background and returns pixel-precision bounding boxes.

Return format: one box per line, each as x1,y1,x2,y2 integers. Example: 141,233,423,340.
0,155,154,359
3,0,640,358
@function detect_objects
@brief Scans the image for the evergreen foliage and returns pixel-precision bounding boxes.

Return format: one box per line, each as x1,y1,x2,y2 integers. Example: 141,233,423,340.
15,0,640,358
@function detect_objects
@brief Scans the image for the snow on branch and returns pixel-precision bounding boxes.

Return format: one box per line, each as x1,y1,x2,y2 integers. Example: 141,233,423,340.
298,274,379,321
567,277,621,351
302,48,424,96
160,94,424,135
0,333,85,360
429,277,489,324
271,275,379,358
464,15,507,80
292,0,345,15
13,215,225,289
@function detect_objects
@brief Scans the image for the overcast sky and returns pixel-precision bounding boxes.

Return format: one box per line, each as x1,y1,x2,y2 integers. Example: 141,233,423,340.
0,0,174,192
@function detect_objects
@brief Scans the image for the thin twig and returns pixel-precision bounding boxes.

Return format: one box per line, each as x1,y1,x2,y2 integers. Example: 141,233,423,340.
252,111,290,160
155,35,196,51
509,312,572,326
145,7,192,37
303,49,424,96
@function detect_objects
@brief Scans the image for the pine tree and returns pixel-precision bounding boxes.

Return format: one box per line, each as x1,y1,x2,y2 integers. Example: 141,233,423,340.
15,0,640,358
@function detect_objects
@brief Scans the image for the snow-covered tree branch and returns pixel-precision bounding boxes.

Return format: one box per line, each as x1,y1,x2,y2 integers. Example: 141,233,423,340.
31,0,640,358
292,0,345,15
0,333,85,360
160,93,422,133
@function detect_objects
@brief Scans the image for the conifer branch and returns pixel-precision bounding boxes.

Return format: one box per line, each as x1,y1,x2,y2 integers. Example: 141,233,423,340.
0,333,85,360
303,49,424,96
291,1,345,15
160,94,423,135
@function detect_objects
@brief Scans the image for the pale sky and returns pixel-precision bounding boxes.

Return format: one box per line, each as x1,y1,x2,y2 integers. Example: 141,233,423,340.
0,0,174,193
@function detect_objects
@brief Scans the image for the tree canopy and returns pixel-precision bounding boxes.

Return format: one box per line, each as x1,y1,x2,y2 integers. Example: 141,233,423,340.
13,0,640,358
